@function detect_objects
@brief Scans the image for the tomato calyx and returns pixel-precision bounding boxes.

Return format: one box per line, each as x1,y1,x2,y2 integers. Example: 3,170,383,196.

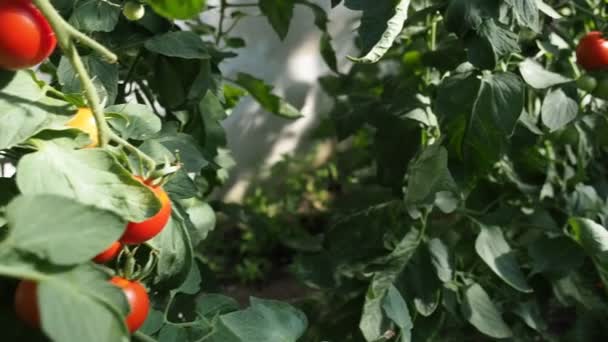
93,241,122,264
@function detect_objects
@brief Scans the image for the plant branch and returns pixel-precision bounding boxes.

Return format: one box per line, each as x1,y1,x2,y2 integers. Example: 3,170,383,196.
32,0,117,147
109,132,157,172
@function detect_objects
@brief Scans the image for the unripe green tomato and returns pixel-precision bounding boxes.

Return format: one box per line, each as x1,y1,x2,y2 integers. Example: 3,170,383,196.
576,75,598,92
123,1,145,21
402,50,422,70
593,78,608,100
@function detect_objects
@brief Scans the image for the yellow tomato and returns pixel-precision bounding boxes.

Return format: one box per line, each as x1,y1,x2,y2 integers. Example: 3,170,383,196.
66,107,98,148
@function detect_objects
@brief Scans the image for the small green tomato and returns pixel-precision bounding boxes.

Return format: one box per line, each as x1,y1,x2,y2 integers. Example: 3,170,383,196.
576,75,598,92
123,1,145,21
593,77,608,100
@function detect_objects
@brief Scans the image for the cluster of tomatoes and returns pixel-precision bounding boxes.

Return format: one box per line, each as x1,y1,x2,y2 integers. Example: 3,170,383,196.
15,108,172,333
576,31,608,98
0,1,168,334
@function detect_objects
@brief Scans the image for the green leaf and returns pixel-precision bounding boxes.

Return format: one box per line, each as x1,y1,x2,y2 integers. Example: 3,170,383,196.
461,283,513,339
5,194,124,265
196,294,239,318
519,58,572,89
16,145,159,222
528,236,585,275
144,0,206,19
259,0,295,40
144,31,210,59
106,103,162,140
320,33,338,73
427,238,453,282
69,0,121,32
0,71,72,150
181,198,216,246
150,207,193,290
152,133,208,172
39,265,129,342
541,88,578,132
466,72,524,172
512,301,547,332
360,229,421,341
217,297,308,341
234,73,302,119
475,225,532,293
58,56,119,105
568,218,608,287
406,144,456,205
382,285,413,339
348,0,411,64
505,0,540,32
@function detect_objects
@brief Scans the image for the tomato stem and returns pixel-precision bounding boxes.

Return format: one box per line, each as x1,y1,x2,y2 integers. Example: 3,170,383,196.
110,132,157,173
32,0,117,148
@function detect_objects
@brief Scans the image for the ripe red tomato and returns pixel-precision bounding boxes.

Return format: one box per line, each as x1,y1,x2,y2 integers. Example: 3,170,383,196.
93,241,122,264
110,277,150,333
120,177,171,245
576,31,608,71
0,1,57,70
14,280,40,328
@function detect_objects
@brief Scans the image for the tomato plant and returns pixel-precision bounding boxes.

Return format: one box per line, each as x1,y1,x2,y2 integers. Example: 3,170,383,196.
576,31,608,71
2,0,608,341
120,176,171,245
0,0,56,70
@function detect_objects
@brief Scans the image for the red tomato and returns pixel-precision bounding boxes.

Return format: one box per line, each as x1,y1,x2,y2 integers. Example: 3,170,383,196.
0,1,57,70
14,280,40,328
576,31,608,71
110,277,150,333
120,177,171,245
93,241,122,264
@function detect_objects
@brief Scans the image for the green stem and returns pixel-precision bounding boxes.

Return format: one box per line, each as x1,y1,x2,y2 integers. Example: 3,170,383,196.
216,0,228,44
32,0,116,147
132,331,158,342
66,43,112,147
110,132,157,173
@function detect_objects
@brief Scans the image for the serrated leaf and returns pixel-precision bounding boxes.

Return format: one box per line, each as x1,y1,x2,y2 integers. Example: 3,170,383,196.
69,0,121,32
106,103,162,140
505,0,540,32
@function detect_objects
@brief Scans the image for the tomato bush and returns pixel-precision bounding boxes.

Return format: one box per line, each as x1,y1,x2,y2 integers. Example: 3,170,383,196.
1,0,608,341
